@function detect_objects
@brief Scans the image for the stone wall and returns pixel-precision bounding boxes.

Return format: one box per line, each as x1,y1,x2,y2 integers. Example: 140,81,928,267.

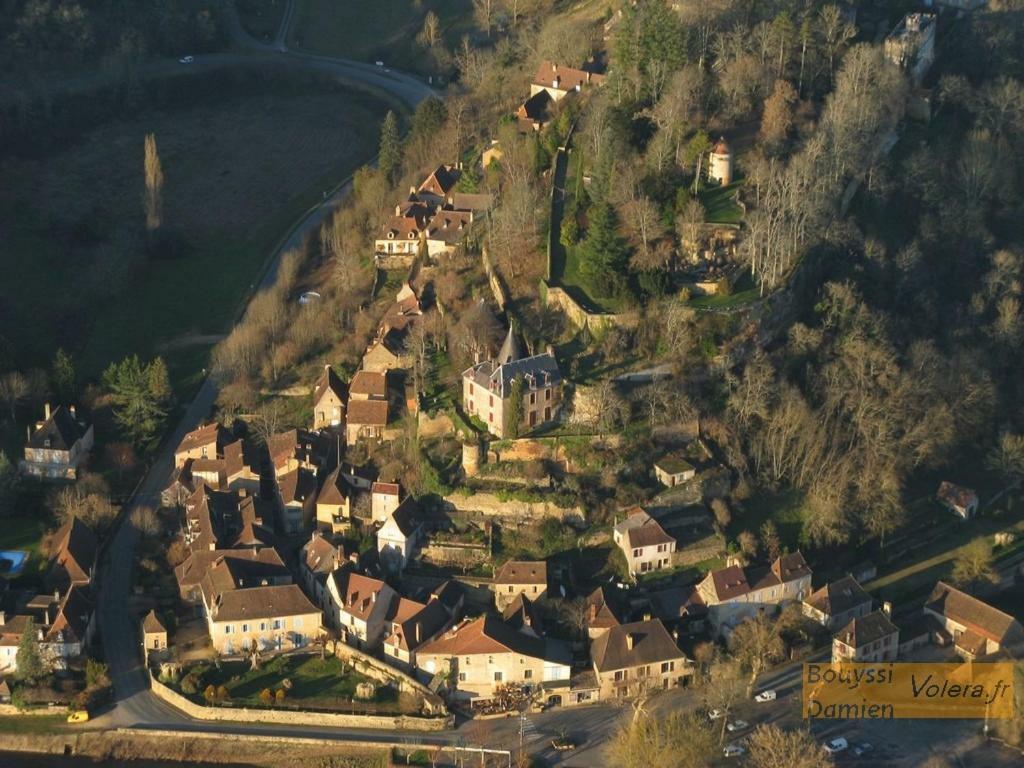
542,283,640,333
421,542,490,568
0,704,69,716
149,675,451,731
330,644,446,714
442,490,581,521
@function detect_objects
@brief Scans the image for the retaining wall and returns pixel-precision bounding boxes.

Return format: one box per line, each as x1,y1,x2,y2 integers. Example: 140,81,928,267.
542,282,639,333
442,490,581,521
149,675,451,731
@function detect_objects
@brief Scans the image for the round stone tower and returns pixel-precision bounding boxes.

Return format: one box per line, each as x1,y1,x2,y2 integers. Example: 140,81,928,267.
461,439,482,477
708,136,733,186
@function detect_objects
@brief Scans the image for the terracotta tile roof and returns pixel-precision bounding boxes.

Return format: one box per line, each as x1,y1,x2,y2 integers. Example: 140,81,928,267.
648,585,706,621
532,60,606,91
330,568,393,621
591,619,685,673
804,575,872,617
926,581,1023,645
418,615,547,658
703,552,811,603
302,533,342,575
517,89,552,123
586,586,622,629
834,610,898,649
502,593,543,635
386,598,450,653
495,560,547,586
45,584,92,644
615,509,674,549
418,165,460,198
448,193,493,212
426,209,474,246
27,405,89,451
350,370,388,399
143,609,166,634
176,423,229,457
48,517,97,589
211,584,319,623
175,547,286,591
347,399,389,427
278,467,318,505
372,482,400,496
317,465,351,506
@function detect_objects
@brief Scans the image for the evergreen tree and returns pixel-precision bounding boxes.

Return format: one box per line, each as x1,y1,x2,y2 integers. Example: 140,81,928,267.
16,617,46,685
505,375,524,438
580,201,629,298
51,348,76,404
102,355,172,447
0,451,17,517
378,110,402,183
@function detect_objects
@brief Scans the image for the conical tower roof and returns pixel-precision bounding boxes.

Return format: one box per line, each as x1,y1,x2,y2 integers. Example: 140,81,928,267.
497,324,523,364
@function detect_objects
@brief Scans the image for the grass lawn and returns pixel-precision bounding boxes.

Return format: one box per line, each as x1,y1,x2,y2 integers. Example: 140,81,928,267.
188,654,399,711
236,0,288,41
0,714,70,734
0,73,387,393
698,181,744,225
289,0,473,73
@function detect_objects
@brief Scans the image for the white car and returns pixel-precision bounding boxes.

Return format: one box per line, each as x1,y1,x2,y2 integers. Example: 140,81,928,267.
754,689,777,702
823,737,848,754
726,720,749,732
298,291,321,305
707,709,724,721
179,55,194,64
723,744,745,758
375,60,384,67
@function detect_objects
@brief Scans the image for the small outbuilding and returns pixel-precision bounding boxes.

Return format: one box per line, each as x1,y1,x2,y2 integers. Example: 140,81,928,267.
142,609,168,655
936,481,978,520
653,455,696,487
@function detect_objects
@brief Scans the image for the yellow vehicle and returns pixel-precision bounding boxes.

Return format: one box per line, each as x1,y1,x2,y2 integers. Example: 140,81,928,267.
67,710,90,724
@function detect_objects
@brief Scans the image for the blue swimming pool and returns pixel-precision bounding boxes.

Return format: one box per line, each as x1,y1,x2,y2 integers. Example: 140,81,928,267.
0,549,29,578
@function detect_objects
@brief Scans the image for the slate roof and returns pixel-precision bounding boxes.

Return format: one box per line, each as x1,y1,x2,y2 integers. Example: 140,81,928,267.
834,610,899,649
211,584,318,623
27,406,89,451
465,353,562,399
383,497,419,538
494,560,547,586
591,619,685,673
926,581,1023,644
804,575,872,618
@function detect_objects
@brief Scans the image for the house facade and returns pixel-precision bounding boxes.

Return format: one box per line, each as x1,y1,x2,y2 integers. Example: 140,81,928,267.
312,365,346,431
832,609,900,663
590,620,690,700
802,575,873,630
326,568,397,650
493,560,548,610
377,499,420,574
21,404,94,481
204,584,321,655
697,553,812,636
923,581,1024,659
613,508,676,577
653,456,696,487
530,60,606,101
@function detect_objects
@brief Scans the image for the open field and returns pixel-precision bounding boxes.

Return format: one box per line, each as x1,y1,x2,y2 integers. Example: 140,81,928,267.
697,181,744,225
0,70,387,390
289,0,473,72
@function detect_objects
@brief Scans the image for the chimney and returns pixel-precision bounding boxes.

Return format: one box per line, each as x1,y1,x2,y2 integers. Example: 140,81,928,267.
643,611,651,622
882,601,892,618
552,63,557,73
415,621,422,644
395,204,401,216
44,402,51,420
0,610,5,626
371,591,377,604
626,633,635,651
69,405,76,417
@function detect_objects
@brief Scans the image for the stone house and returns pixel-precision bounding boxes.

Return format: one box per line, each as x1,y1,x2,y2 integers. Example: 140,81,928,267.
299,531,346,611
47,517,97,592
425,209,474,258
21,403,94,481
802,575,873,630
493,560,548,610
832,608,900,663
142,609,168,656
583,586,622,639
175,547,290,607
312,365,346,431
530,60,606,102
326,567,397,650
590,619,690,700
374,200,432,258
653,455,696,487
371,482,401,523
884,12,936,85
382,596,453,672
377,498,420,574
462,327,563,438
276,467,318,534
613,508,676,578
174,423,232,468
697,552,812,637
923,581,1024,659
316,466,352,534
416,615,571,701
346,370,390,445
203,581,320,656
0,585,95,673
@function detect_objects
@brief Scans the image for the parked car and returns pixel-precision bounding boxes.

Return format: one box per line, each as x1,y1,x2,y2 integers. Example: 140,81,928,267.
723,744,745,758
67,710,89,724
707,708,724,721
823,737,848,754
853,742,873,756
179,55,194,64
726,720,749,732
754,689,777,702
299,291,321,305
375,60,384,66
551,736,577,752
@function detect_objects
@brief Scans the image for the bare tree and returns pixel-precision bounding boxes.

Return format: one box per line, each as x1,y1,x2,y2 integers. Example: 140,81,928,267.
747,724,832,768
418,10,441,48
0,371,28,422
729,613,785,697
143,132,164,231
